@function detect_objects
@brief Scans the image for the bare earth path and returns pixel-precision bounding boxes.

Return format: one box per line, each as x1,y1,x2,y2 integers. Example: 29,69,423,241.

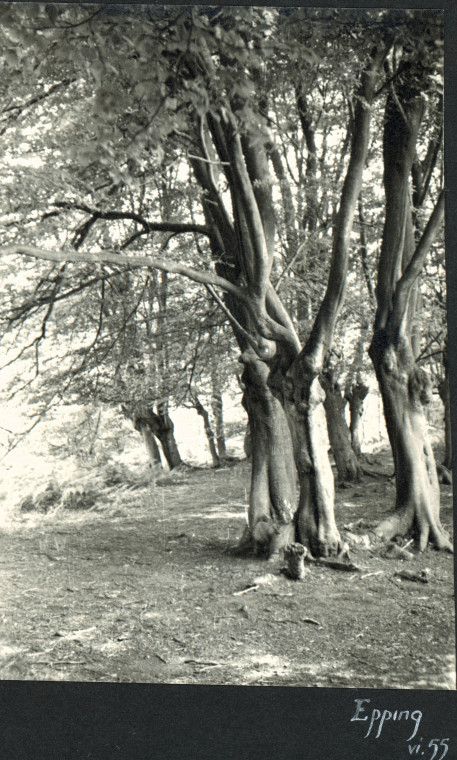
0,456,454,687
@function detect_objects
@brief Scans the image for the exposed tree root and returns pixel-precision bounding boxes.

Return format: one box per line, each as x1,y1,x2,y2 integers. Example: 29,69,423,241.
297,515,344,558
345,518,453,555
234,520,295,559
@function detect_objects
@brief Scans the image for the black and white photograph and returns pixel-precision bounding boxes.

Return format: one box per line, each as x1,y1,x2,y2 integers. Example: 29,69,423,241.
0,2,454,715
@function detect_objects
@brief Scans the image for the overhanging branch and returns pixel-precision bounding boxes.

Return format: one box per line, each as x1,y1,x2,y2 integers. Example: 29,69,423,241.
0,244,247,303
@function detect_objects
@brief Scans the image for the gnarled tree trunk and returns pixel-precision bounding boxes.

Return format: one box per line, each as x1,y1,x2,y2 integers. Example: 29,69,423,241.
284,363,341,557
369,337,449,549
130,404,182,470
186,40,386,558
241,352,297,556
153,403,183,470
368,53,450,551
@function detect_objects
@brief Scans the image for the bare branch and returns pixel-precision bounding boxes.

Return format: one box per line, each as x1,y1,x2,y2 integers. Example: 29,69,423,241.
304,43,388,371
53,202,211,238
0,244,247,303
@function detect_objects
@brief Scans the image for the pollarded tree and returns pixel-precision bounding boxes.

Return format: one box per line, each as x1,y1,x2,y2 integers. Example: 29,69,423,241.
367,17,451,551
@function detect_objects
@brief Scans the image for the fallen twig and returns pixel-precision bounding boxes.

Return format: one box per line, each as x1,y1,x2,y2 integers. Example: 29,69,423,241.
312,558,362,573
233,585,259,596
302,617,322,626
395,569,431,584
360,571,384,579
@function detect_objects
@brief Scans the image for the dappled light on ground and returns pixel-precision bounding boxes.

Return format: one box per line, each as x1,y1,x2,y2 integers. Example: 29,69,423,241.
0,453,454,688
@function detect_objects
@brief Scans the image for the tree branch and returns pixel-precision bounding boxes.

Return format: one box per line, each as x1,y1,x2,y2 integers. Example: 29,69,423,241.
389,190,444,334
304,43,388,371
0,244,247,303
53,202,211,238
0,80,76,136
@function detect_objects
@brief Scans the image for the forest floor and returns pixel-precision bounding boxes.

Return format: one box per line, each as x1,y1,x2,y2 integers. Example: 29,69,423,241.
0,449,455,688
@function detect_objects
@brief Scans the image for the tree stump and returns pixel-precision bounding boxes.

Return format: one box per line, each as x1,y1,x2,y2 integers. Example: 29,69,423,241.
284,543,307,580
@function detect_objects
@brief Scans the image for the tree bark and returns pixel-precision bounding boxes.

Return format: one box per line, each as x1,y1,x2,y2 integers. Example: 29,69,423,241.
210,386,226,458
345,379,369,458
368,54,450,551
154,404,183,469
135,420,163,472
283,361,342,557
241,352,297,557
193,396,220,467
131,405,182,470
369,337,450,550
322,372,363,482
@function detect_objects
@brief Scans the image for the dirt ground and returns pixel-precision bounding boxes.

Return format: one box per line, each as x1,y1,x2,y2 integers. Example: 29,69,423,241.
0,451,455,688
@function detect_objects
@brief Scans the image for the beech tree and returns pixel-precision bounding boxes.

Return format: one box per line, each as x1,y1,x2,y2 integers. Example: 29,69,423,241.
367,18,450,551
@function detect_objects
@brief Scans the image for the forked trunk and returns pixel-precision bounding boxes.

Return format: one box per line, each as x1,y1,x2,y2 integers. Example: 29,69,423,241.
369,336,452,551
132,406,182,470
322,374,363,482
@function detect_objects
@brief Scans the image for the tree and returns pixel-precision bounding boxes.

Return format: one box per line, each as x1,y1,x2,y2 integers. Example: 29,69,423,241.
367,17,450,551
322,363,364,483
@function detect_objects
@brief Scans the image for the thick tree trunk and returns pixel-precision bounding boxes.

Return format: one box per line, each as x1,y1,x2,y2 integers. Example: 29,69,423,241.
322,372,363,482
346,380,369,458
283,362,343,557
193,396,220,467
154,407,183,470
131,405,182,470
241,354,297,557
442,379,452,471
438,344,452,473
368,50,448,551
369,336,452,551
243,424,252,459
135,421,163,473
